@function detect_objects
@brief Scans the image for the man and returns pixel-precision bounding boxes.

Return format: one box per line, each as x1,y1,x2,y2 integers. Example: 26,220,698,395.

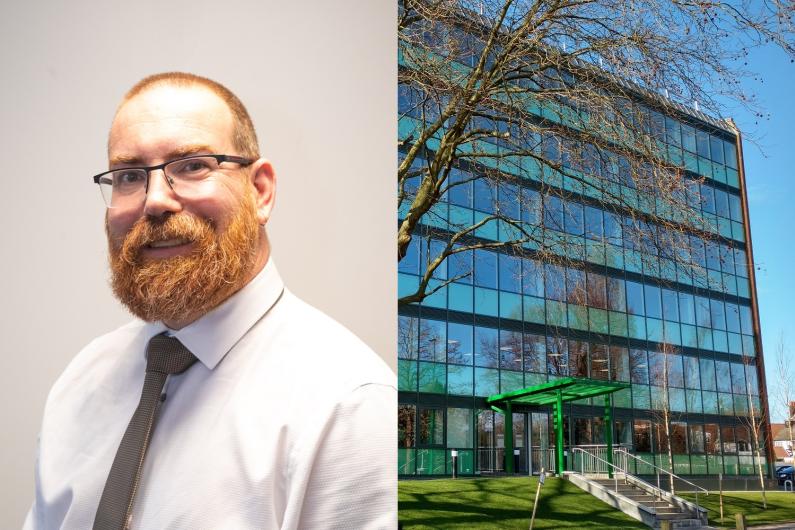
25,73,396,529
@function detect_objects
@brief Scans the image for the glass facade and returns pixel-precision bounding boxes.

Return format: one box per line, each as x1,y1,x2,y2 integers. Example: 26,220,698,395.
398,46,766,479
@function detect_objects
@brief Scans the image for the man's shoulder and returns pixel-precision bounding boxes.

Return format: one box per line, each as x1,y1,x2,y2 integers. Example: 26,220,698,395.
48,320,150,402
262,289,395,389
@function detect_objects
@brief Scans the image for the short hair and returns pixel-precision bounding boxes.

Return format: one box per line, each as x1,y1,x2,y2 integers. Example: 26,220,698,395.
118,72,260,159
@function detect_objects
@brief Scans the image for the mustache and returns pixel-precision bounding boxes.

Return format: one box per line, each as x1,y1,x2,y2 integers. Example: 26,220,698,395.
118,214,213,262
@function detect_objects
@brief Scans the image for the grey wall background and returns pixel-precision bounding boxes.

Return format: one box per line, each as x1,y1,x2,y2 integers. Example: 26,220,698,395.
0,1,395,526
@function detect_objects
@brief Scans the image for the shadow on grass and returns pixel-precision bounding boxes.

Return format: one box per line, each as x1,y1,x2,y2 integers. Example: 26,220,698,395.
399,477,647,529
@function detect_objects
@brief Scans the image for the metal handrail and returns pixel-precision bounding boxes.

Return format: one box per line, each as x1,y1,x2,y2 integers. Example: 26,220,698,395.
613,448,708,494
614,448,707,516
571,447,627,494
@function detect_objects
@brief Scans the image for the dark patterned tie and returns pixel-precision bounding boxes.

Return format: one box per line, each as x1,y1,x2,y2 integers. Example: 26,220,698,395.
93,332,198,530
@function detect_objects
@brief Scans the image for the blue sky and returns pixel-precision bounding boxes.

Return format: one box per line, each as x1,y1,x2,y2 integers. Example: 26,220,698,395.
727,45,795,421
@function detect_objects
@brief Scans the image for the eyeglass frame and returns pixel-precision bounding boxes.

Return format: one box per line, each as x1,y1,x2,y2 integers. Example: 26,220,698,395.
92,154,254,206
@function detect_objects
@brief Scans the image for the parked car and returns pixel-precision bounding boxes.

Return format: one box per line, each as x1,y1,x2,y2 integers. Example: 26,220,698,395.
777,465,794,486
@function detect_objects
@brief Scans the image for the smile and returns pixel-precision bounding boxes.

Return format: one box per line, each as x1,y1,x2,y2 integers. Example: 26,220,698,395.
148,238,191,249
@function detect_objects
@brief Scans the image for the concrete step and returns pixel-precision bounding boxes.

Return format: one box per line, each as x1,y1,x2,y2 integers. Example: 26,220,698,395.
666,519,704,529
656,512,698,520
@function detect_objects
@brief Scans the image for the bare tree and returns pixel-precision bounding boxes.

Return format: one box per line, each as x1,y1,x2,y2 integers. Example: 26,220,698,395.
397,0,794,305
773,333,794,445
649,342,678,494
741,353,768,508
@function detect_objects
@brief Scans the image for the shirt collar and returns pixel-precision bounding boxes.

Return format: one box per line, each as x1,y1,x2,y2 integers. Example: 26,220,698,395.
142,259,285,370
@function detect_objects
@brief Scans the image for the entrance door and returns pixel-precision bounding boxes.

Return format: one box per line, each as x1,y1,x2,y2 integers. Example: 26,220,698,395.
477,410,497,473
530,412,554,475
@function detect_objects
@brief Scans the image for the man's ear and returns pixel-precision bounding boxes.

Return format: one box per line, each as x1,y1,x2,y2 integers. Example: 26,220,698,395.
250,158,276,225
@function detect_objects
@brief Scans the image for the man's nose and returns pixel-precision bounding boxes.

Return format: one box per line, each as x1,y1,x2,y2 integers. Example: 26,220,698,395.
143,169,182,217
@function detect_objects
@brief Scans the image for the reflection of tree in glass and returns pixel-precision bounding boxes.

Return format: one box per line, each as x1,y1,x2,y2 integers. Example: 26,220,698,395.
398,404,416,448
397,0,792,306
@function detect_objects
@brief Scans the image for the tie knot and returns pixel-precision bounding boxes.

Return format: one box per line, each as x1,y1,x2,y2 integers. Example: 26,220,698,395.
145,333,198,374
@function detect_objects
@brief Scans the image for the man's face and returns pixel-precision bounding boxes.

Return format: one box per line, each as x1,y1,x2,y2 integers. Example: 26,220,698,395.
106,84,269,328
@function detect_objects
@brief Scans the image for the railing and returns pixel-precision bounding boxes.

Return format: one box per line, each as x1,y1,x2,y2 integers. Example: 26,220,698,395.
614,448,708,515
571,447,628,493
570,444,629,474
530,448,556,476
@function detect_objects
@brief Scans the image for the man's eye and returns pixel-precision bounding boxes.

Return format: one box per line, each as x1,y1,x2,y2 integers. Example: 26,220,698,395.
171,159,213,175
114,171,145,185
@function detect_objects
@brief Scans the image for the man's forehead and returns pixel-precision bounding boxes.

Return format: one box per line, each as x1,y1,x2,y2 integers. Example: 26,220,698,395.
108,84,234,160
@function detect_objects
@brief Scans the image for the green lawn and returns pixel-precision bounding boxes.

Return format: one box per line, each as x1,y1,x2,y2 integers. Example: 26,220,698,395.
681,490,795,529
398,476,648,529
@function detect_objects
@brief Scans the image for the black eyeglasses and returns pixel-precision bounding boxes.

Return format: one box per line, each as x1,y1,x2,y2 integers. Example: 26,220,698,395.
92,154,253,208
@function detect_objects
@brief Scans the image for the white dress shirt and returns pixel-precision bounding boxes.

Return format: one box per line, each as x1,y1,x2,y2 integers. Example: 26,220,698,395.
25,260,397,529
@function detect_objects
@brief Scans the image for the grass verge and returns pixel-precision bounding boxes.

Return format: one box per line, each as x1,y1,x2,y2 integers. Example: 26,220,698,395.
681,490,795,528
399,476,648,529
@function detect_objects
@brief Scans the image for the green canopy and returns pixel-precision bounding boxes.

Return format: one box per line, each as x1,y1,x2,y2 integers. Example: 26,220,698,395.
487,377,630,475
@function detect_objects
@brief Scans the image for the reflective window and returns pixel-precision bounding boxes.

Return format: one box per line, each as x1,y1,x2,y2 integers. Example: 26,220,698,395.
523,333,546,373
721,425,736,454
644,285,662,319
671,422,688,454
543,195,564,231
634,420,652,452
700,358,717,391
447,322,473,365
564,201,585,236
569,340,589,378
739,305,753,335
566,268,587,305
704,424,720,454
448,168,473,208
679,293,695,325
499,330,523,370
710,299,726,330
667,353,684,387
661,288,679,321
498,254,521,293
607,277,626,312
399,237,420,274
447,408,473,448
696,130,710,159
725,303,741,333
689,424,705,453
695,296,712,327
604,212,623,245
522,258,544,297
419,319,447,362
474,249,497,288
448,246,472,284
682,124,696,153
587,272,607,309
701,184,716,214
585,206,603,240
626,281,645,315
684,356,701,389
498,183,520,220
474,326,499,368
609,346,630,382
731,362,746,394
729,194,742,221
398,404,416,447
474,177,496,213
710,135,725,165
544,264,566,301
521,188,542,224
630,348,649,384
418,408,444,446
398,316,419,359
547,336,568,376
716,361,732,393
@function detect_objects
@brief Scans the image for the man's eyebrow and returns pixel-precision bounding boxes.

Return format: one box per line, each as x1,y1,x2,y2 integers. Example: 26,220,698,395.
109,145,215,167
